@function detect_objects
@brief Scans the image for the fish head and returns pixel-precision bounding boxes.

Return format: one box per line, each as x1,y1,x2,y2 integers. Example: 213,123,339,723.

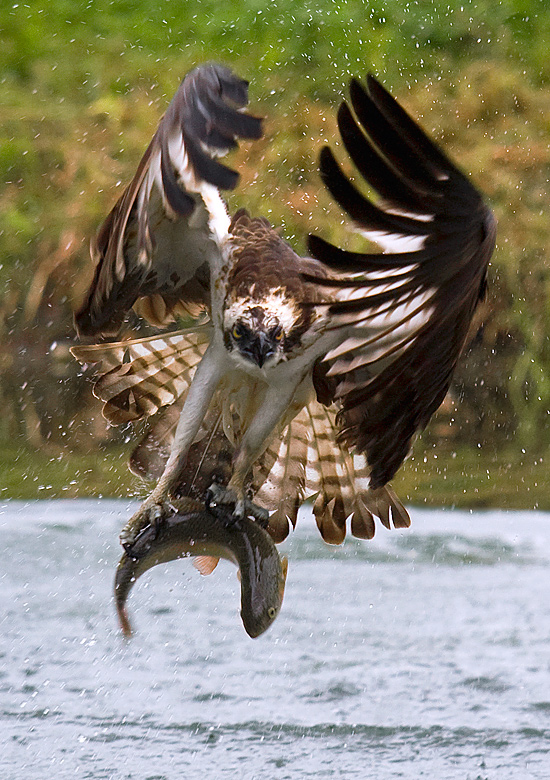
241,553,288,638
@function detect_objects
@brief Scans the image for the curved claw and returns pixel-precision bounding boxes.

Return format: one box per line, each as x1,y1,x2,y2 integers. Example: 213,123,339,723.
119,500,174,554
205,483,269,528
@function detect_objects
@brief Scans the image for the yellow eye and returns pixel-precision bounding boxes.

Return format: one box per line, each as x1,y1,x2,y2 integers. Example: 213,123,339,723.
268,607,277,619
232,324,242,339
273,326,283,341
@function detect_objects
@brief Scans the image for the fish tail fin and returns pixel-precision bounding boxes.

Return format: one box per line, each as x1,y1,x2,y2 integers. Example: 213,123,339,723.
116,603,133,638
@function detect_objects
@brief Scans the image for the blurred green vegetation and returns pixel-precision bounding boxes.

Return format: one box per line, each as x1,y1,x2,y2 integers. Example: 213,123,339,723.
2,0,550,507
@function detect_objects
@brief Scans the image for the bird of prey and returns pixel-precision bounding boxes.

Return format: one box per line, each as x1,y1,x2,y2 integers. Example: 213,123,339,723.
72,63,496,548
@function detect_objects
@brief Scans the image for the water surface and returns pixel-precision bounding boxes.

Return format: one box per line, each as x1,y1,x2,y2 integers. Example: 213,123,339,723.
1,500,549,778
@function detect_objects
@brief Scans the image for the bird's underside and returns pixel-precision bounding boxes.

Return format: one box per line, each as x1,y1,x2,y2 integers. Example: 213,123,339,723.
72,62,496,548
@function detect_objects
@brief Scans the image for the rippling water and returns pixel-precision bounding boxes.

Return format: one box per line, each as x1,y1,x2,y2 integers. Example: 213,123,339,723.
2,499,550,779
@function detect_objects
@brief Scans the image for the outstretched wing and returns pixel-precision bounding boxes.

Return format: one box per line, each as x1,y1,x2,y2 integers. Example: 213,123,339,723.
75,63,263,338
71,326,210,424
306,75,496,489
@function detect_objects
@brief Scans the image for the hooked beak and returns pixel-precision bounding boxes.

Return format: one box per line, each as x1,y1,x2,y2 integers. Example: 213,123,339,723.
245,332,275,368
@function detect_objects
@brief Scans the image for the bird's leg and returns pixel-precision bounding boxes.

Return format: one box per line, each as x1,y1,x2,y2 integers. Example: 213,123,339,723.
206,380,301,527
120,348,223,549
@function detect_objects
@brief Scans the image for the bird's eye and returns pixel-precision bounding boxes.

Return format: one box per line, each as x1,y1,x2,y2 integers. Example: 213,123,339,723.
232,324,242,339
272,326,283,342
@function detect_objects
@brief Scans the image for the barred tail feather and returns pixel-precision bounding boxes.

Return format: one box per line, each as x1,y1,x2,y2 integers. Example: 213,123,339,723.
251,400,410,545
71,326,210,424
303,402,410,544
305,404,348,544
355,483,410,534
254,413,308,543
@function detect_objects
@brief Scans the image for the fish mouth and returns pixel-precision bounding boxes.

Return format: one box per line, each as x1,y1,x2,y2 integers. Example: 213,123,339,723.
241,608,279,638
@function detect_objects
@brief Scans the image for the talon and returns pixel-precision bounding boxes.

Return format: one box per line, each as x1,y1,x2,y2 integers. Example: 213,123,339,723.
205,482,233,509
204,486,218,509
122,522,159,560
205,485,238,527
246,500,269,528
253,508,270,529
205,482,269,528
119,499,175,553
150,504,168,528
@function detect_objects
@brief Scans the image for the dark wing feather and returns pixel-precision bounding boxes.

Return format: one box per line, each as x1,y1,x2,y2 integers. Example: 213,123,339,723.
75,63,263,338
307,75,496,489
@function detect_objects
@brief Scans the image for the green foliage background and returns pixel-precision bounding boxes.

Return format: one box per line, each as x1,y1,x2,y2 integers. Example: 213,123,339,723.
1,0,550,508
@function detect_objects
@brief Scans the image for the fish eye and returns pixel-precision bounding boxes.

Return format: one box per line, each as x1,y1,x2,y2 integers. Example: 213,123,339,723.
268,607,277,619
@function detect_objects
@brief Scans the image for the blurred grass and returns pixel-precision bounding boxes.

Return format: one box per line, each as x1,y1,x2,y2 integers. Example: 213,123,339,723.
394,443,549,511
2,0,550,504
3,439,549,513
0,444,143,501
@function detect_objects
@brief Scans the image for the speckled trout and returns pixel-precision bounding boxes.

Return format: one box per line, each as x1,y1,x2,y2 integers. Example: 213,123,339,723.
114,498,288,638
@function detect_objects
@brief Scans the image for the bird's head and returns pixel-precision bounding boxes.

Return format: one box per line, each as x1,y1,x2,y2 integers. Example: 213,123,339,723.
223,291,300,370
225,307,284,369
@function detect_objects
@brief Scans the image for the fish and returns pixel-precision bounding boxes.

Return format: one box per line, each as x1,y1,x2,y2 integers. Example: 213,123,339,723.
114,497,288,638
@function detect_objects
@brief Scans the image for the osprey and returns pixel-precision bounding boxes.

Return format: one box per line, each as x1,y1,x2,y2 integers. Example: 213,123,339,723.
72,64,496,548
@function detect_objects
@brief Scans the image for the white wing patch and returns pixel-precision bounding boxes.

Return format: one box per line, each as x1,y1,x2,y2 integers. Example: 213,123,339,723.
161,132,231,243
199,184,231,243
358,228,429,254
325,289,436,373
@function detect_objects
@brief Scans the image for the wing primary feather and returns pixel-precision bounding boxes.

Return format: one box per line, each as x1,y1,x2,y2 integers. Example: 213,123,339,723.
308,73,496,490
75,63,263,339
363,74,460,178
337,100,440,213
306,235,419,275
182,134,240,191
158,136,196,216
162,63,263,190
349,77,449,187
318,146,430,237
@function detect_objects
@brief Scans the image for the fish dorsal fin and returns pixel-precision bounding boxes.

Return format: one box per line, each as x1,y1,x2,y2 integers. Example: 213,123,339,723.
193,555,220,576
